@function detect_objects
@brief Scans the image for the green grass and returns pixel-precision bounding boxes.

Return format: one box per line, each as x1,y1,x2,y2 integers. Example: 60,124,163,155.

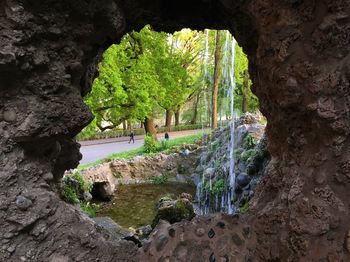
77,132,206,171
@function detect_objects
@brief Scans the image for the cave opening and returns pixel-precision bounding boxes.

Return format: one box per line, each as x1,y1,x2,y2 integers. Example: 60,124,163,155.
1,0,349,261
70,24,266,229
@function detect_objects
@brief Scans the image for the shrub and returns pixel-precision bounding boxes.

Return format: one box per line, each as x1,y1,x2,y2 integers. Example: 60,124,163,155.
143,135,158,153
62,182,79,204
243,133,257,150
239,201,249,214
158,140,170,151
80,202,98,218
150,173,169,185
61,172,92,204
211,179,226,195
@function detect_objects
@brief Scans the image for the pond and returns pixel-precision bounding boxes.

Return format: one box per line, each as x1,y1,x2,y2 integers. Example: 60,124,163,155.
96,183,196,229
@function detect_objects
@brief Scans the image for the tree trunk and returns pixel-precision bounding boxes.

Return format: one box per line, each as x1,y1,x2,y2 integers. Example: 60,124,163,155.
165,110,173,131
175,107,180,126
122,120,127,130
140,121,144,129
211,30,222,129
191,93,201,125
127,120,131,130
242,69,250,113
144,117,157,139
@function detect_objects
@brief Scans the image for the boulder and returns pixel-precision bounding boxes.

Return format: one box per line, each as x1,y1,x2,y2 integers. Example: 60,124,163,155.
236,173,251,188
152,194,195,228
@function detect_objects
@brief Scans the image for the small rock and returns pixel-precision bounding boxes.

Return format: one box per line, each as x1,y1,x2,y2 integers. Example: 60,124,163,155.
236,173,251,188
182,149,191,156
139,225,153,238
3,110,17,122
42,172,54,182
16,196,32,210
155,234,168,251
7,245,16,254
83,192,92,202
208,228,215,238
195,227,205,237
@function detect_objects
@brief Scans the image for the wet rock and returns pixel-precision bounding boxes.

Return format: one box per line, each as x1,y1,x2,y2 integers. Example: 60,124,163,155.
236,173,251,188
15,195,32,210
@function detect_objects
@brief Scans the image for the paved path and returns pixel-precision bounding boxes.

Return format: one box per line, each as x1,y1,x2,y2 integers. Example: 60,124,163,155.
79,129,204,165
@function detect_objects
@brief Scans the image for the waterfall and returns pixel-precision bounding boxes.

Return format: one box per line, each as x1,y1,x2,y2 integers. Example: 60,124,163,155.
196,30,237,216
227,37,237,214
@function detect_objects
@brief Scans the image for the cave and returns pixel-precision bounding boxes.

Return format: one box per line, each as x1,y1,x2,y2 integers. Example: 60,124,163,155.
1,0,350,261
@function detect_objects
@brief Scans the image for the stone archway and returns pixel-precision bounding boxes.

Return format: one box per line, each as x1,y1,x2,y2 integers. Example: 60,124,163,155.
1,0,349,261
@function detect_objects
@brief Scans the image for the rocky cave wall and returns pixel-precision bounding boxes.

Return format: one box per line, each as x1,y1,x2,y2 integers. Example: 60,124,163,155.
0,0,349,261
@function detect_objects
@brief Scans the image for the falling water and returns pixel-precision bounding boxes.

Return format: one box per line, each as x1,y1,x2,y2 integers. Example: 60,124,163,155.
196,30,237,216
227,37,237,214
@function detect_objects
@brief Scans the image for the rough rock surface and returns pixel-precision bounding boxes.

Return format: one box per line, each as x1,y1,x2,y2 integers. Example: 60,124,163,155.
1,0,350,261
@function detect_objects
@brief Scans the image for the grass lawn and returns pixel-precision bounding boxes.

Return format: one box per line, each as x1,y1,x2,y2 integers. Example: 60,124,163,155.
77,132,206,171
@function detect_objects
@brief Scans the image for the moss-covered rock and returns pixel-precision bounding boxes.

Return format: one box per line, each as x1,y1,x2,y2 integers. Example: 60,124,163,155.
152,194,195,228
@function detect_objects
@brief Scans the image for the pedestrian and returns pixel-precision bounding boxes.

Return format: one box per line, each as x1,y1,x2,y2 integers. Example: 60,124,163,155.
129,131,135,144
165,132,169,141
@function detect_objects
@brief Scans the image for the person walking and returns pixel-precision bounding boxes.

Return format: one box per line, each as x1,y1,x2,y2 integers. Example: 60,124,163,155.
129,131,135,144
164,132,169,141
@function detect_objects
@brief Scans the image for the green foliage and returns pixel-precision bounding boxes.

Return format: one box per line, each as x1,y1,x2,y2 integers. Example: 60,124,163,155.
80,202,99,218
159,140,170,151
243,133,258,150
143,134,158,153
61,182,79,204
61,172,91,204
240,201,249,214
234,45,259,113
241,149,258,162
150,173,169,185
211,179,226,195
